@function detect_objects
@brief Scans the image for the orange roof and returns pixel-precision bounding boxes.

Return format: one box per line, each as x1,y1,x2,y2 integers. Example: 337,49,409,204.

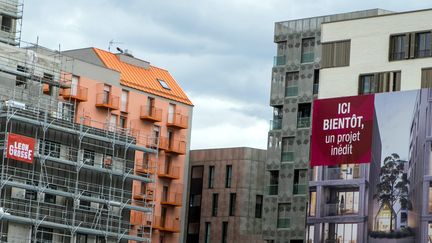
93,48,192,106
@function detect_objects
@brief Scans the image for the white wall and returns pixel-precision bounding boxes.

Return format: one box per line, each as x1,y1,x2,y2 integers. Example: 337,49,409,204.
319,9,432,98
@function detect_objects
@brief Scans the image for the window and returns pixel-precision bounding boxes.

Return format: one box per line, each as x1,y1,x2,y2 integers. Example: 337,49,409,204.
321,40,350,68
208,166,215,188
222,222,228,243
158,79,171,90
1,16,12,32
297,103,311,128
212,193,218,216
83,150,95,166
269,171,279,195
44,185,57,204
229,193,236,216
301,38,315,63
306,225,315,243
429,183,432,213
255,195,263,218
323,223,357,243
103,84,111,104
389,35,407,60
277,203,291,228
108,114,117,132
281,137,295,161
271,106,283,130
189,194,201,207
205,222,211,243
358,71,401,95
309,190,316,216
416,32,431,58
285,72,299,97
119,116,127,128
16,65,28,87
41,140,61,158
225,165,232,188
293,169,307,194
36,227,53,243
146,97,155,116
77,234,88,243
191,166,204,179
422,68,432,88
121,90,129,112
313,69,319,95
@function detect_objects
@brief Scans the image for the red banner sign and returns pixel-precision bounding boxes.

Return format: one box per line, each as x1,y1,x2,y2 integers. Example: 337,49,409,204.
6,133,35,164
310,95,375,166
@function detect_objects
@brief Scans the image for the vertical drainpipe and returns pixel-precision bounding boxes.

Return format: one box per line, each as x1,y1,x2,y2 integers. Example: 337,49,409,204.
180,105,193,243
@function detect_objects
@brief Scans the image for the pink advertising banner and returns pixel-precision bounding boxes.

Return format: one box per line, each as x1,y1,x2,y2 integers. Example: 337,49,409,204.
310,94,375,166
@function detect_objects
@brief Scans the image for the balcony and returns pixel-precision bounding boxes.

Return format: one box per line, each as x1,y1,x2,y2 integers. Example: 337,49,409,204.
140,105,162,123
293,184,307,194
133,188,155,202
96,93,119,110
166,140,186,155
281,151,294,162
135,158,156,175
268,185,278,195
324,166,360,180
270,119,282,130
158,137,169,151
285,86,298,97
167,113,188,129
153,216,180,233
324,203,358,216
273,55,286,66
297,117,310,128
277,218,290,228
158,165,180,180
161,192,182,206
301,52,314,63
62,86,88,102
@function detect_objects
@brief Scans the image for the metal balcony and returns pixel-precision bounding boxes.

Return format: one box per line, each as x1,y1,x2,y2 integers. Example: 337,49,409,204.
157,165,180,180
160,192,182,207
153,216,180,233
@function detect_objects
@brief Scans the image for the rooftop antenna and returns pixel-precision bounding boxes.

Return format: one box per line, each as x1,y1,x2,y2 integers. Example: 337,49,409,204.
108,39,123,52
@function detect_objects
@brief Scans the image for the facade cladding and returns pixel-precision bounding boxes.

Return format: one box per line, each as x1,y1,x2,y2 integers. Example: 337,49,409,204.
185,147,266,243
0,1,193,242
263,9,391,242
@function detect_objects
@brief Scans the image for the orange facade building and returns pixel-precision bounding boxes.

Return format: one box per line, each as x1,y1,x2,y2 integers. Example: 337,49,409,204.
60,47,193,243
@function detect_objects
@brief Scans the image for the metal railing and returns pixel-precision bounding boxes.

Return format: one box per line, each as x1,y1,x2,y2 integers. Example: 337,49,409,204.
268,185,278,195
140,105,162,122
293,184,307,194
270,119,282,130
62,85,88,102
167,112,188,129
281,151,294,162
285,86,298,97
297,117,310,128
95,93,119,110
273,55,286,66
301,52,314,63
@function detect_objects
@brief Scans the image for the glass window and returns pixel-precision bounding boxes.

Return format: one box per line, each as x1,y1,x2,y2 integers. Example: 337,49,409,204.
222,222,228,243
313,69,319,95
119,116,127,128
277,203,291,228
297,103,311,128
225,165,232,188
429,183,432,213
40,140,61,158
390,35,406,60
205,222,211,243
416,32,431,58
306,225,315,243
208,166,215,188
121,90,128,112
281,137,295,162
285,72,299,97
158,79,171,90
255,195,263,218
229,193,236,216
359,75,375,94
309,191,316,217
212,193,218,216
301,38,315,63
269,171,279,195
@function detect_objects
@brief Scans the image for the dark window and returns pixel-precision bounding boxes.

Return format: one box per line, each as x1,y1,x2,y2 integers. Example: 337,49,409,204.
225,165,232,188
269,171,279,195
422,68,432,88
208,166,215,188
16,65,28,87
277,203,291,228
205,222,211,243
212,193,218,216
285,72,299,97
229,193,236,216
36,227,53,242
40,140,61,158
297,103,311,128
358,71,401,95
119,116,127,128
77,234,88,243
415,32,431,58
44,185,57,204
25,181,37,200
313,69,319,95
389,35,406,60
255,195,263,218
189,194,201,207
1,16,12,32
222,222,228,243
359,74,375,94
301,38,315,63
293,169,307,194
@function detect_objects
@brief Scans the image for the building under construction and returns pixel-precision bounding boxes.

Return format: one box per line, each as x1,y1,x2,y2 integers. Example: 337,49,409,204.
0,0,193,242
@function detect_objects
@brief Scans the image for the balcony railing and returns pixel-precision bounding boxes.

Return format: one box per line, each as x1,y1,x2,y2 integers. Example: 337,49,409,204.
135,158,157,175
297,117,310,128
324,203,358,216
158,165,180,179
293,184,307,194
301,52,314,63
140,105,162,122
324,166,360,180
153,216,180,233
133,188,155,202
277,218,290,228
166,140,186,155
285,86,298,97
273,55,286,66
62,86,88,102
281,151,294,162
158,137,169,151
161,192,182,206
167,112,188,129
96,93,119,110
268,185,278,195
270,119,282,130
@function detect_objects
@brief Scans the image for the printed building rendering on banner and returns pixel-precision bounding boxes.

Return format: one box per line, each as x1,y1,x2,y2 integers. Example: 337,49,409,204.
311,94,375,166
6,133,35,163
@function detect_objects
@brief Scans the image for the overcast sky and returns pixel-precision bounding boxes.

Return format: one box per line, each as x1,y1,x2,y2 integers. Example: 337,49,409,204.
21,1,432,150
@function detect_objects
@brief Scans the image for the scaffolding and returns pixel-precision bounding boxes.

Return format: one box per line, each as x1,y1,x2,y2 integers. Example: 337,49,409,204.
0,0,23,46
0,42,157,242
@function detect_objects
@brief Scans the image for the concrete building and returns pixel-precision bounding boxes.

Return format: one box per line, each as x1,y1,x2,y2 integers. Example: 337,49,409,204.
263,9,391,243
185,147,266,243
57,47,194,243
